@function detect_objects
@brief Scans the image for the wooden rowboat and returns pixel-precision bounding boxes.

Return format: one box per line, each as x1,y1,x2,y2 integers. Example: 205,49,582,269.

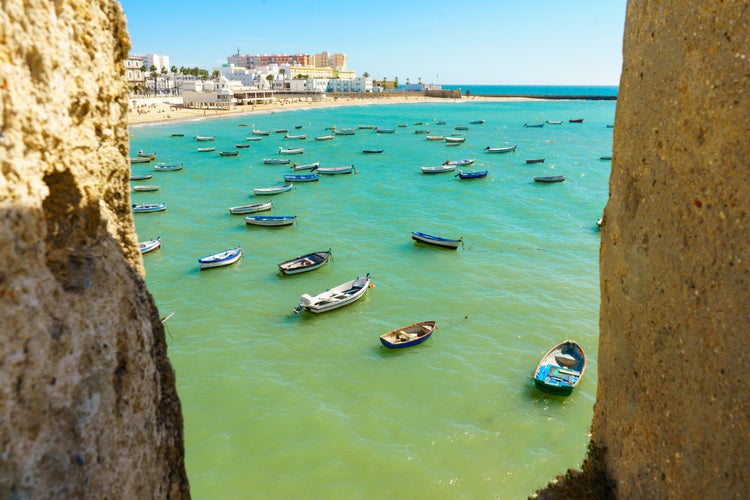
277,249,332,275
253,183,294,195
379,320,436,348
294,274,371,314
198,246,242,269
411,231,463,249
244,215,296,227
228,201,272,214
533,340,586,395
484,145,517,154
533,175,566,183
132,185,160,192
138,236,161,254
132,202,166,213
455,170,488,179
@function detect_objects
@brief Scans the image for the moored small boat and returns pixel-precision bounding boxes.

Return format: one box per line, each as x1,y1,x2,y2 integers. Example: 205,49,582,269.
130,173,153,181
569,118,584,123
252,129,270,136
362,149,384,154
425,136,444,141
316,165,355,175
219,150,239,156
524,122,545,128
253,183,294,195
314,135,334,141
532,340,586,395
455,170,488,179
171,133,185,137
197,147,216,152
294,274,371,314
228,201,272,214
277,249,332,275
284,174,319,182
469,119,485,125
278,147,304,155
245,137,263,141
284,134,307,140
444,136,465,144
411,231,463,249
194,135,215,141
153,162,184,171
375,128,395,134
335,128,356,135
444,158,475,166
485,145,517,154
599,155,613,160
291,161,320,171
130,157,151,164
137,151,157,159
546,120,562,125
138,236,161,254
132,184,160,192
525,158,545,164
455,126,469,131
414,129,430,134
132,202,167,213
245,215,296,227
533,175,566,183
263,158,291,165
379,320,436,348
198,246,242,269
236,144,251,149
421,164,457,174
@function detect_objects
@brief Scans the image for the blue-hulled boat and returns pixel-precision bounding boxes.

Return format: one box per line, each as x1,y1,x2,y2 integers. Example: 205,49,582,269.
132,202,166,213
532,340,587,395
455,170,488,179
411,231,463,249
283,174,319,182
379,321,436,348
198,246,242,269
245,215,296,227
277,249,332,275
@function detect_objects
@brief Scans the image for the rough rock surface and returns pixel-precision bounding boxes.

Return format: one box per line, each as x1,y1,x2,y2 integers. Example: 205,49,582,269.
595,1,749,496
535,1,749,498
0,1,188,497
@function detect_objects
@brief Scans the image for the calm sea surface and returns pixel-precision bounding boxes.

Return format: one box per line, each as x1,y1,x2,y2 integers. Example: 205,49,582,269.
129,97,614,499
440,84,619,97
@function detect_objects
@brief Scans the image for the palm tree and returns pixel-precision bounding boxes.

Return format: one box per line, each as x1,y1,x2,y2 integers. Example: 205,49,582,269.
212,70,220,80
265,74,274,90
279,69,286,90
363,72,370,78
148,65,157,96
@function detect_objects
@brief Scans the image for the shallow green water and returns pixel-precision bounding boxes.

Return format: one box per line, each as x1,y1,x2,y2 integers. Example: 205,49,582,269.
130,99,614,498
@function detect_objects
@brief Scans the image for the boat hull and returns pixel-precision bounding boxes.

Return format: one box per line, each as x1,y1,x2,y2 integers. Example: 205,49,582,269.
411,231,462,249
277,250,331,275
198,247,242,269
245,216,296,226
295,275,370,314
228,202,272,214
532,340,586,395
379,321,436,348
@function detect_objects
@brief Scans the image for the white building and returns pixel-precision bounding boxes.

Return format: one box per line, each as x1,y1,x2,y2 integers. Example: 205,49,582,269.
136,53,171,73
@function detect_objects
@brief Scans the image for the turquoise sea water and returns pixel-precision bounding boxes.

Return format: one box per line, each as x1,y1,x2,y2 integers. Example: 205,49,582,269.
130,98,614,499
441,84,618,97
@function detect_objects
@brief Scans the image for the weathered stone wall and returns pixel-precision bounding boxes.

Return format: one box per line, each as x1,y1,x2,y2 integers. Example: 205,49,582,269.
594,0,749,497
0,1,188,497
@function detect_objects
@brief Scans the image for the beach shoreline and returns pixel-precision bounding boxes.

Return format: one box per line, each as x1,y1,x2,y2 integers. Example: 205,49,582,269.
127,94,538,128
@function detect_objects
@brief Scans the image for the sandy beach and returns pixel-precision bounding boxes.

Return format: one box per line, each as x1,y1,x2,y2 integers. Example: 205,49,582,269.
127,94,534,128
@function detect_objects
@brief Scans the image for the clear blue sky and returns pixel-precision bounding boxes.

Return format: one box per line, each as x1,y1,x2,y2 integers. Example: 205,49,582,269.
119,0,627,86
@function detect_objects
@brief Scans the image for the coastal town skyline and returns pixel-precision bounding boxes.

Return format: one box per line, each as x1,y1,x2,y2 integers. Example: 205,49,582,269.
119,0,627,86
